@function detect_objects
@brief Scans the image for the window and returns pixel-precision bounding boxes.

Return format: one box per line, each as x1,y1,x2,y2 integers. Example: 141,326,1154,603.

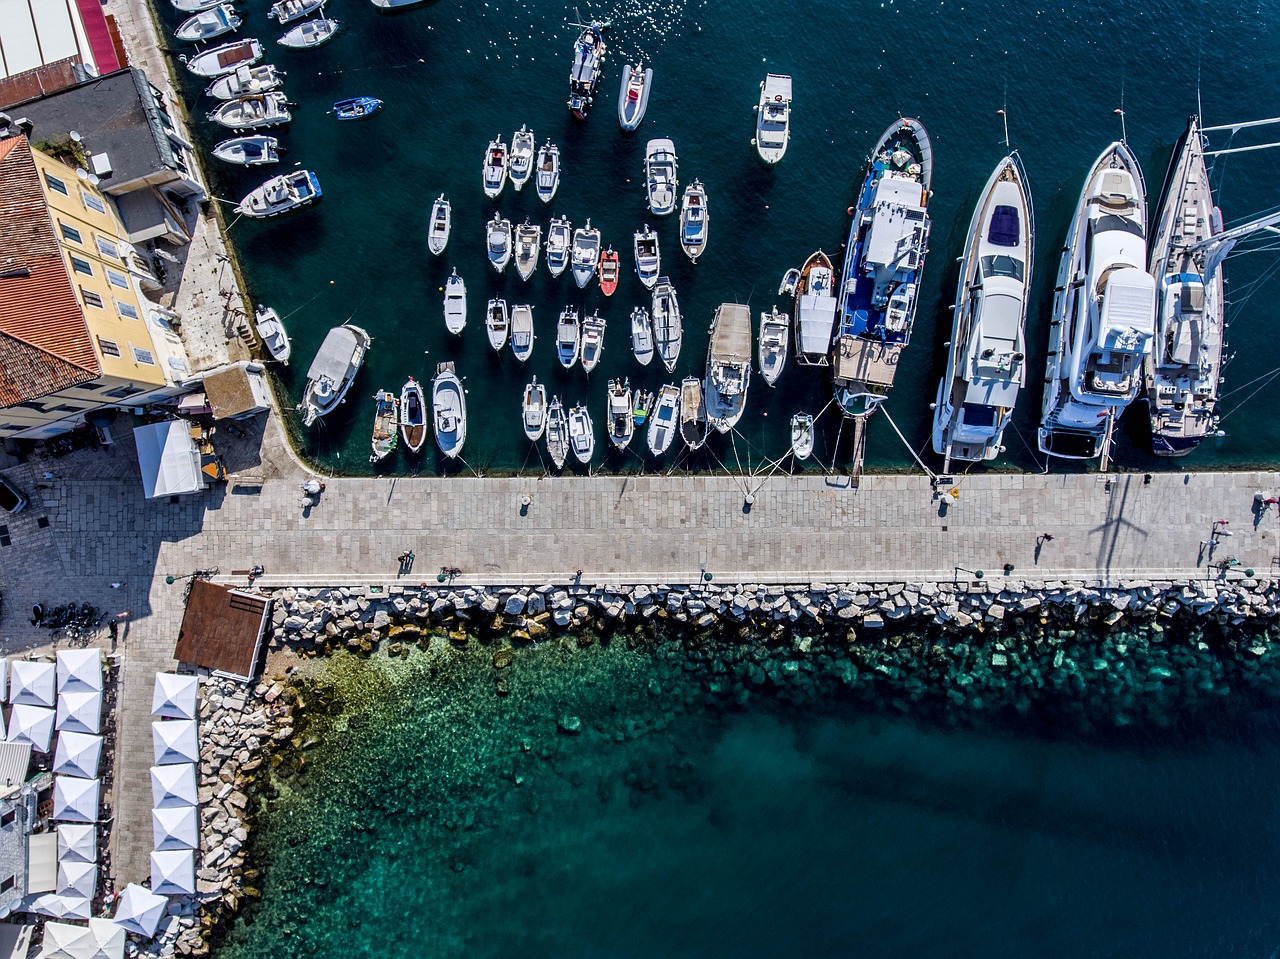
60,223,82,244
97,336,120,357
70,255,92,276
96,236,120,259
0,812,14,828
115,300,139,320
106,268,129,290
81,289,103,309
44,173,68,195
132,346,155,366
50,404,83,414
0,875,15,892
15,402,46,412
105,385,141,399
81,190,106,215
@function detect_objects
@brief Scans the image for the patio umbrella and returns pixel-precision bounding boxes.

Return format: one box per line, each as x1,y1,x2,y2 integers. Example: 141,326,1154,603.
151,720,198,766
36,921,86,959
111,883,168,938
55,649,102,693
151,805,198,851
149,849,195,895
27,894,91,920
8,705,55,752
151,673,198,720
10,661,55,708
56,823,97,864
56,690,103,734
150,764,197,808
53,732,102,779
52,777,100,824
84,919,124,959
55,858,96,899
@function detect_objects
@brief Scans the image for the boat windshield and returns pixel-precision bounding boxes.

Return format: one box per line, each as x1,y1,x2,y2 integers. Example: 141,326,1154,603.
980,255,1024,282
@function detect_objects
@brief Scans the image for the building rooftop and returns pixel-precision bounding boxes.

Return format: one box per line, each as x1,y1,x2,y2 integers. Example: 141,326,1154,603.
0,0,121,82
174,581,271,682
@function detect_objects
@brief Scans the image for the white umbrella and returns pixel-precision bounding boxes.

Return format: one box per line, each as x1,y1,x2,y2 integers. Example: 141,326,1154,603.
151,805,198,851
10,661,55,708
37,920,86,959
53,732,103,779
111,883,168,938
8,705,55,752
56,823,97,864
150,764,198,808
55,649,102,693
27,893,92,920
149,849,195,895
56,690,103,734
55,858,96,898
85,919,125,959
52,777,100,823
151,673,198,721
151,720,199,765
0,657,8,702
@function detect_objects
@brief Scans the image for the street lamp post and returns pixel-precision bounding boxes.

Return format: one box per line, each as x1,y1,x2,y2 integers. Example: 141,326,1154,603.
954,565,984,583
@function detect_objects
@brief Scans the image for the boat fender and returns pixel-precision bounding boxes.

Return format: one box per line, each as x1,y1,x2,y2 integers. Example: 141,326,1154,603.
847,207,854,215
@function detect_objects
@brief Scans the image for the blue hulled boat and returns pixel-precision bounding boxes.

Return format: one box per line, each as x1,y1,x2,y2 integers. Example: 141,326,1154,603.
333,96,383,120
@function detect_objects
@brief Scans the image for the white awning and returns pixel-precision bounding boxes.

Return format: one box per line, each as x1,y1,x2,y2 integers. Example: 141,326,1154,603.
151,720,199,765
111,883,168,938
26,894,91,921
150,764,197,808
53,733,103,780
36,919,123,959
149,849,195,895
55,859,95,899
52,777,100,824
28,832,57,893
56,824,97,865
56,690,103,735
8,706,55,753
133,421,204,499
151,673,198,720
9,662,55,709
151,805,198,851
55,650,102,694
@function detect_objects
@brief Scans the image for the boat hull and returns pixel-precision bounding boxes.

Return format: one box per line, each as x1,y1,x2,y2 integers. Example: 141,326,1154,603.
432,366,467,459
618,64,652,131
400,380,427,453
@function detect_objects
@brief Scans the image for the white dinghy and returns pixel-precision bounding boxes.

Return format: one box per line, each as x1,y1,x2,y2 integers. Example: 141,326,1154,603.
253,305,291,364
618,62,653,132
790,413,814,460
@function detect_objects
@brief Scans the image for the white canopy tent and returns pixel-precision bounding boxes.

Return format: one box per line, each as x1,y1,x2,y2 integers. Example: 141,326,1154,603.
26,894,91,920
55,649,102,694
56,824,97,864
7,705,55,752
10,661,55,708
111,883,168,938
149,763,197,808
55,858,96,899
52,777,100,824
151,720,199,765
134,421,204,499
56,690,103,735
151,673,198,720
149,849,195,896
37,919,123,959
53,732,103,780
151,805,198,851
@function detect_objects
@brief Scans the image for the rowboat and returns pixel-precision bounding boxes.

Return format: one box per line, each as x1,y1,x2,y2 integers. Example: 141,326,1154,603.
370,390,399,462
333,96,382,120
427,195,450,255
647,383,680,456
400,377,427,453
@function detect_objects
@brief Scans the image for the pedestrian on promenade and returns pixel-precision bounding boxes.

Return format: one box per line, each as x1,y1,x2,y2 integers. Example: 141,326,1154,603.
1040,532,1054,544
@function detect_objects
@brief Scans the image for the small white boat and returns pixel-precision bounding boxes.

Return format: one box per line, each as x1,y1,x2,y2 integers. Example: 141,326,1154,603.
680,376,707,450
206,63,283,100
794,250,837,365
514,220,541,281
618,62,652,132
432,362,466,459
556,307,580,369
546,216,571,276
645,138,678,215
571,220,601,288
482,138,508,198
370,389,399,462
487,214,513,273
427,194,450,255
400,376,427,453
510,304,534,362
207,93,291,130
536,141,560,203
253,305,291,363
652,277,682,372
568,405,595,464
278,18,341,50
184,39,262,78
235,169,321,218
633,224,660,289
607,379,634,450
212,134,279,166
630,306,654,366
778,268,800,297
371,0,430,8
175,4,240,42
486,298,509,351
647,383,680,456
545,397,569,469
580,313,606,373
753,74,792,164
443,269,466,334
523,378,548,442
171,0,223,12
269,0,324,24
680,179,708,261
758,307,789,387
705,302,752,433
790,413,814,460
299,323,370,426
509,126,535,192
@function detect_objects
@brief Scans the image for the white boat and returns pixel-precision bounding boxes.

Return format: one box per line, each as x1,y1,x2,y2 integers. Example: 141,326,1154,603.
432,362,467,459
705,303,752,433
235,169,321,218
482,138,508,198
633,224,660,289
1039,140,1155,461
269,0,324,24
509,126,535,191
680,376,707,450
370,389,399,462
571,220,601,288
371,0,431,8
567,20,607,119
514,220,541,280
568,405,595,464
606,379,634,450
580,313,606,373
758,307,789,386
427,194,450,255
794,250,836,365
486,298,509,352
278,18,341,50
299,323,370,426
443,269,467,334
171,0,223,12
931,152,1034,469
645,138,678,215
486,214,513,273
652,277,682,372
536,141,561,203
510,304,534,362
630,306,654,366
176,4,240,42
545,397,569,469
184,39,262,78
253,305,291,363
790,413,814,460
206,63,283,100
679,179,708,262
753,74,792,164
778,268,800,297
546,216,571,276
556,307,580,369
647,384,680,456
212,134,279,166
618,62,652,131
523,378,548,442
207,93,291,130
400,376,427,453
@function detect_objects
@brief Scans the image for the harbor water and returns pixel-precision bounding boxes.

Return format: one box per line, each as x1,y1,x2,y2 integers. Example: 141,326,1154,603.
165,0,1280,476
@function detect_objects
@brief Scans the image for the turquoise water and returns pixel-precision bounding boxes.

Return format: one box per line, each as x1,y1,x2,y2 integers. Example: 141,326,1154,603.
166,0,1280,475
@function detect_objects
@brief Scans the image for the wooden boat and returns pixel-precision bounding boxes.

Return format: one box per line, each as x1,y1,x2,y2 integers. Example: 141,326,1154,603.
212,135,279,166
652,277,682,372
546,216,571,276
705,303,752,433
509,126,535,191
598,248,620,296
443,269,466,334
236,169,320,218
790,413,814,460
758,306,789,386
571,220,601,288
647,384,679,456
633,224,660,289
432,362,466,459
752,74,792,164
679,179,708,261
206,63,283,100
644,138,678,215
580,313,606,373
487,214,513,273
556,307,580,369
679,376,707,450
184,39,262,78
399,377,427,453
176,4,240,42
523,378,547,442
370,389,399,462
299,323,370,426
253,305,290,363
536,141,560,203
606,379,634,450
568,405,595,464
485,298,509,352
778,268,800,297
278,18,341,50
514,221,541,281
482,138,508,198
427,195,450,255
207,93,291,130
617,62,652,132
269,0,323,24
510,305,534,363
794,250,836,366
630,306,654,366
545,397,569,469
333,96,382,120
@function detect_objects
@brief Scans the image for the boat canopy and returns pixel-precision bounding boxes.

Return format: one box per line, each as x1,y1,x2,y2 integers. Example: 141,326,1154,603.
762,74,792,102
710,304,752,360
1098,268,1156,345
797,292,838,357
133,421,204,499
306,327,361,382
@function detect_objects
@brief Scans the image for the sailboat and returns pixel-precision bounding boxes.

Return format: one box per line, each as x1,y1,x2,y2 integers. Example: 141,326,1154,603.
557,308,581,369
545,397,570,469
758,307,789,386
427,194,450,255
652,277,682,372
369,390,399,462
523,378,548,442
399,377,427,453
607,379,634,450
486,298,510,352
510,305,535,363
705,303,752,433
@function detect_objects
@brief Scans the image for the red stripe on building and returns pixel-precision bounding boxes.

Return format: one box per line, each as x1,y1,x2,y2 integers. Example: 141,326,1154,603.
73,0,122,74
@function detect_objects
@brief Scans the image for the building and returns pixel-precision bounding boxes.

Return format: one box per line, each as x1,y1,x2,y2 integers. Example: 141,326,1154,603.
0,135,192,441
0,0,124,87
0,742,52,919
174,581,272,683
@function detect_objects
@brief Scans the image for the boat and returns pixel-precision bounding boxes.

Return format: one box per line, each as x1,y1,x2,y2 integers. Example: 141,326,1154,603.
432,362,467,459
647,384,680,456
546,217,571,276
556,308,581,369
679,376,708,450
931,152,1034,469
207,93,291,130
486,214,513,274
523,378,548,441
253,305,291,363
269,0,324,23
778,268,800,297
679,180,708,261
175,4,240,42
399,377,427,453
705,303,752,433
278,18,341,50
443,269,466,334
1039,140,1155,461
206,63,283,100
333,96,382,120
606,379,634,450
510,304,535,362
371,0,431,8
634,224,660,289
833,118,934,418
794,251,836,365
580,313,606,373
514,221,541,281
652,277,682,372
568,405,595,464
758,307,789,386
171,0,224,13
571,220,601,288
370,390,399,462
632,390,653,427
598,248,620,296
299,323,371,426
545,398,569,469
509,126,535,191
427,195,450,255
535,141,561,203
235,169,321,218
618,62,652,131
630,306,654,366
567,19,608,119
790,413,814,460
211,134,279,166
486,298,509,352
753,74,793,164
184,39,262,78
482,138,508,198
645,138,678,215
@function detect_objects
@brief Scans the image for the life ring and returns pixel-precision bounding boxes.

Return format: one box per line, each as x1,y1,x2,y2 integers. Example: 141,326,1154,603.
774,95,783,102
